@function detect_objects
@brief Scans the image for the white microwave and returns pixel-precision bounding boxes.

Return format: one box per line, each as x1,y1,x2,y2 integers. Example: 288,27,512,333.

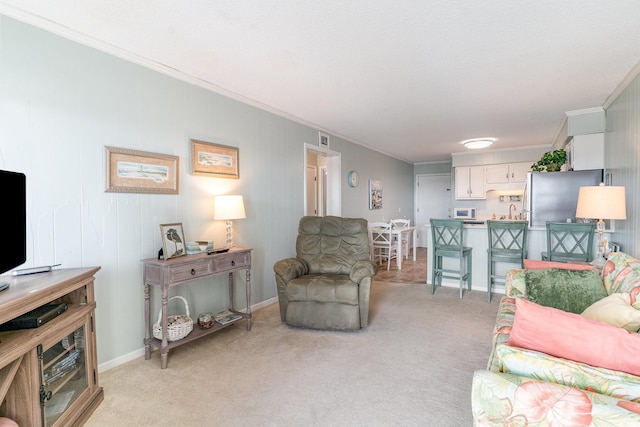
453,207,476,220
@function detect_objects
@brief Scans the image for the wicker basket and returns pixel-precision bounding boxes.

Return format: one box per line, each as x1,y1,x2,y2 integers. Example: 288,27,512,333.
153,296,193,342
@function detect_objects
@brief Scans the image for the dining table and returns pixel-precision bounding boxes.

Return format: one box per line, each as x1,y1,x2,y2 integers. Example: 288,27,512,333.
390,226,417,269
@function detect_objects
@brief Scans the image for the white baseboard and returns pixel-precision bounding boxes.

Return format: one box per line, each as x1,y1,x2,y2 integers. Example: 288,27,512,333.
251,296,278,311
98,348,146,373
97,297,280,373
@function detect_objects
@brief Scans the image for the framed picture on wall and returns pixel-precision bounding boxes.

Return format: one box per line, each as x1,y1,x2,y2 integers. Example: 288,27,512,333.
319,132,330,149
104,146,179,194
160,223,186,259
369,179,382,210
190,139,239,179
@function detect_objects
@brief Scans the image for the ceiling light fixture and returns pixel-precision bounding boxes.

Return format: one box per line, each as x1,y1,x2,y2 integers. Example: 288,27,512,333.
461,138,495,149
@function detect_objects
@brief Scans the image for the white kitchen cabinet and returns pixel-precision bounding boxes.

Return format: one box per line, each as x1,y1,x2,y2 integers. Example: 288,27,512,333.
455,166,485,199
485,164,509,184
485,162,532,184
569,133,604,170
510,162,532,182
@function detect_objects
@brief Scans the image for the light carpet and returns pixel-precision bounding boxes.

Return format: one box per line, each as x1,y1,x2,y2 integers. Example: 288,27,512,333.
85,280,500,427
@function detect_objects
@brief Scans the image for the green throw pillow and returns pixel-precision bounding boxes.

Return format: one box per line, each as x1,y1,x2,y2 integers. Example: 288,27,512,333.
524,268,607,314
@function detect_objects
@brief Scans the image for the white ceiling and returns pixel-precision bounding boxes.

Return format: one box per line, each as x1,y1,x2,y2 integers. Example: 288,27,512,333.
2,1,640,163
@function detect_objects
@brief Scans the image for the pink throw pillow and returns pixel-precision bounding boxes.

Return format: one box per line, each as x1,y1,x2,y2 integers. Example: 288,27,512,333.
523,259,596,270
507,298,640,376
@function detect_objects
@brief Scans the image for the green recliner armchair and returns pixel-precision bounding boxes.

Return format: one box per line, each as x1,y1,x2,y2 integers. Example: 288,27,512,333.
273,216,378,330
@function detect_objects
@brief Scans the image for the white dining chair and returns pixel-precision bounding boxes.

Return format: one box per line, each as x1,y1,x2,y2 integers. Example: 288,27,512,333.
369,222,397,270
390,218,411,260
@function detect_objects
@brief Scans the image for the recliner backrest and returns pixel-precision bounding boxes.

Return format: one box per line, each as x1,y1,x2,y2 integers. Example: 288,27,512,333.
296,216,371,275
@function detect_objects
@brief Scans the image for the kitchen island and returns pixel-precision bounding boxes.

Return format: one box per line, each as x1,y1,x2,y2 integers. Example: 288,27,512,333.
425,223,609,297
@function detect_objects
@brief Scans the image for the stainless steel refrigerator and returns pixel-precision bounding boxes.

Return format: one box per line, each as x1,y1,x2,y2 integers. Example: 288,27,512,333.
525,170,603,227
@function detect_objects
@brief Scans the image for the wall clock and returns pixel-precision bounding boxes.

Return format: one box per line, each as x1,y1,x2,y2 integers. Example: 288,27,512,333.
348,170,359,188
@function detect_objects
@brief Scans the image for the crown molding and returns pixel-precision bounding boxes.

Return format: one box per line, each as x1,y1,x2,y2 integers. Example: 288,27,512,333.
603,59,640,109
0,7,413,165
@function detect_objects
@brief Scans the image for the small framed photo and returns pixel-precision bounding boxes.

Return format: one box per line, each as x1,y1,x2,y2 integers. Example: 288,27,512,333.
190,139,239,179
319,132,330,149
369,179,382,210
160,223,186,260
104,146,179,194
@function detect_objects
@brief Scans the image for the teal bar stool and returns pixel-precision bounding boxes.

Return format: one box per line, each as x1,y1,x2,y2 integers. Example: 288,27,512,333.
430,219,472,298
542,222,596,263
487,220,528,303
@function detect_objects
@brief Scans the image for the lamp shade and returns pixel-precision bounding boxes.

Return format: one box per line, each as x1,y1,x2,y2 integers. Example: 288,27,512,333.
576,185,626,220
214,195,246,220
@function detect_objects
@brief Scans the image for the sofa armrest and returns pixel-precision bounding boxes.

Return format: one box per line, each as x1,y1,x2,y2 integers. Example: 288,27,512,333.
496,344,640,403
273,258,308,282
350,260,378,283
273,258,309,322
487,297,516,372
472,370,640,425
505,268,526,298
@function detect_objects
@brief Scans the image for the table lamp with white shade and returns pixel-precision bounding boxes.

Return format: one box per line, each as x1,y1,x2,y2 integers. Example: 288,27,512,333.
575,183,626,267
214,195,246,248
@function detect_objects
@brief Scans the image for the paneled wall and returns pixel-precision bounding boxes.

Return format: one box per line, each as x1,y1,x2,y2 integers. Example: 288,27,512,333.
605,72,640,258
0,15,413,368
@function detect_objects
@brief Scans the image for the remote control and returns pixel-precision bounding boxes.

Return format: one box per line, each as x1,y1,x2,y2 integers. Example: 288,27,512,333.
12,264,61,276
207,248,230,255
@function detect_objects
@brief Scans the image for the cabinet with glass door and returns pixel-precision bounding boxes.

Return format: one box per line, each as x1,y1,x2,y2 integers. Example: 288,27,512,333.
0,268,102,427
39,322,90,427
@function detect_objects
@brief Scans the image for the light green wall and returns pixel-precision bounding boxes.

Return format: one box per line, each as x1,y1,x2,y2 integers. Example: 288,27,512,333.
340,144,414,222
414,162,452,175
605,72,640,258
0,15,412,366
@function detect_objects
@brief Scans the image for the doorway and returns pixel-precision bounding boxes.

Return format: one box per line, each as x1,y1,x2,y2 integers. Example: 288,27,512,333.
304,143,341,216
306,165,318,215
415,173,452,247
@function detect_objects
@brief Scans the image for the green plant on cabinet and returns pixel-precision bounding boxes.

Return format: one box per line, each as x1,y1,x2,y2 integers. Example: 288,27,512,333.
531,149,567,172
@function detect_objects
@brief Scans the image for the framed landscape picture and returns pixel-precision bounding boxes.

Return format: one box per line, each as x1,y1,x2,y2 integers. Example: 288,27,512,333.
104,146,179,194
190,139,239,179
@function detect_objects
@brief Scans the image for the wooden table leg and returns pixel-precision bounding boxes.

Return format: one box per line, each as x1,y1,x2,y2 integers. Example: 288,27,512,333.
160,286,169,369
228,272,234,310
144,282,151,360
245,269,252,331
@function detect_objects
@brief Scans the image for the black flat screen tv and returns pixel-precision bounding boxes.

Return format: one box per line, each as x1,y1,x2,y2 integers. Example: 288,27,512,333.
0,170,26,277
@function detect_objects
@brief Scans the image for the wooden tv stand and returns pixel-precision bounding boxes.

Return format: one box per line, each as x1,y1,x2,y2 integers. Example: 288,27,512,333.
0,267,102,427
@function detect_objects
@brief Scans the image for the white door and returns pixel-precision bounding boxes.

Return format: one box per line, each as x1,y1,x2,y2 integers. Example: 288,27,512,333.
416,173,451,247
318,165,328,216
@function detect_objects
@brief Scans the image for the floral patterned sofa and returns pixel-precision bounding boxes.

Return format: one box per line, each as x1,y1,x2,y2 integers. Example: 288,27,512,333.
472,252,640,426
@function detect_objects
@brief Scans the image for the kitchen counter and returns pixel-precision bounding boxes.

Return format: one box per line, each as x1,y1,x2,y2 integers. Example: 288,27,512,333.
461,222,547,232
425,224,610,295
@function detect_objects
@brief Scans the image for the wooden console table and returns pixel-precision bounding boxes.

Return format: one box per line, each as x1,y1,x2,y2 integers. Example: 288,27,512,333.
141,247,252,369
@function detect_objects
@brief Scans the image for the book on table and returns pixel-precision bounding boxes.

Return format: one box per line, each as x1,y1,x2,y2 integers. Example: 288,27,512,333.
214,310,242,325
